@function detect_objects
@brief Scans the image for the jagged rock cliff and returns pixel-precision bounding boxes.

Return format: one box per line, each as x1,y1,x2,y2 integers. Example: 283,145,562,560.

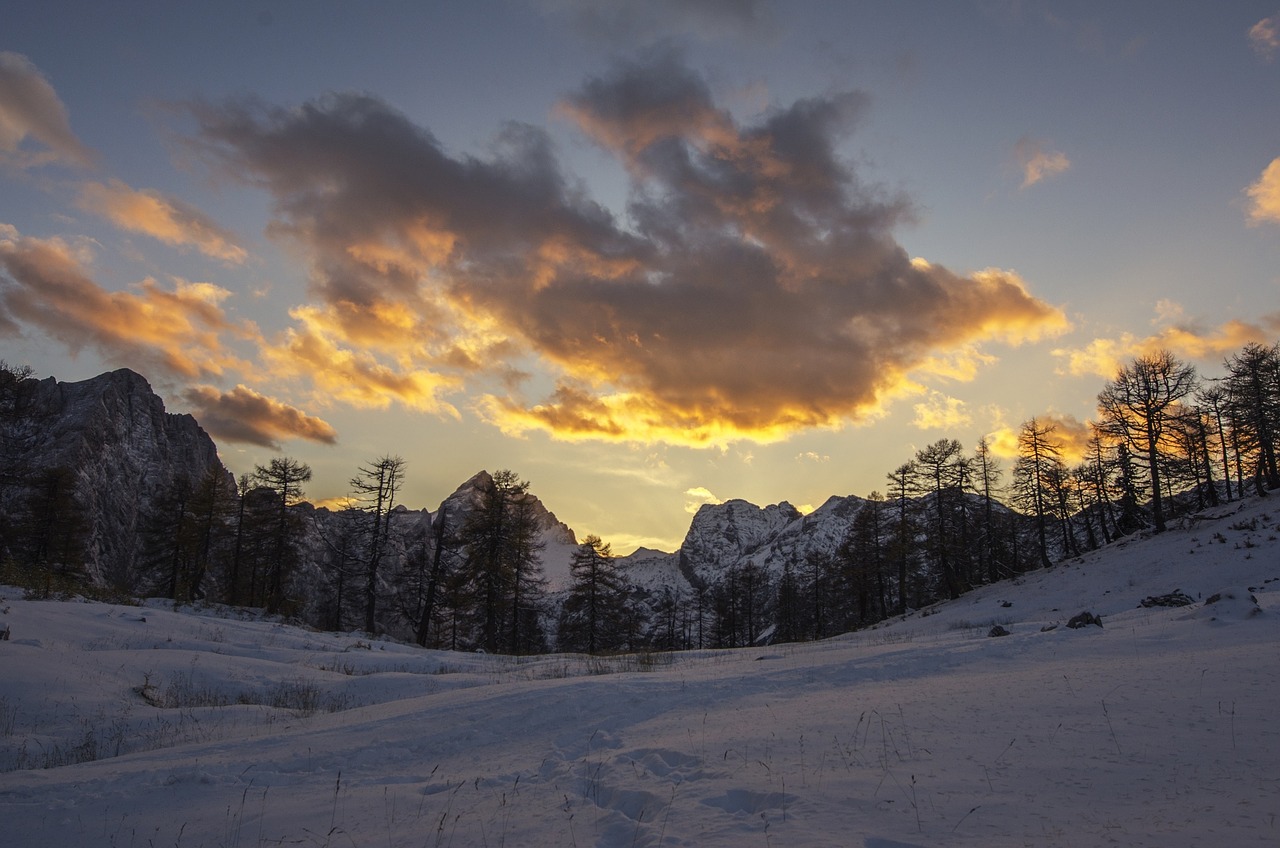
0,369,230,586
293,469,583,635
441,470,579,588
620,495,869,597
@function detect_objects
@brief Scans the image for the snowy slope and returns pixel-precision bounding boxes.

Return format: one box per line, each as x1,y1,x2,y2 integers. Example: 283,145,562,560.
1,497,1278,847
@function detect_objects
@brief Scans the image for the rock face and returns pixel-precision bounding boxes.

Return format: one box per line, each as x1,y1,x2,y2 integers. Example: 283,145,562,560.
678,499,804,585
1,369,229,586
673,495,870,587
295,469,583,630
446,470,577,549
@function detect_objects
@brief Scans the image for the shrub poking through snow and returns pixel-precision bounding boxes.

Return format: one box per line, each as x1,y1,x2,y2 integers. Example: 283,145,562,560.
1140,591,1195,608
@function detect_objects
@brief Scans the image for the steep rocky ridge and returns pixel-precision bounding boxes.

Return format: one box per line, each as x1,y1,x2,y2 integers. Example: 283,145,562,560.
676,499,803,584
0,369,230,586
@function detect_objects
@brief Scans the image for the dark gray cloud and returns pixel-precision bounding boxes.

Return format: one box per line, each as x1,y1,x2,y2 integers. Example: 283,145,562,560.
184,384,338,449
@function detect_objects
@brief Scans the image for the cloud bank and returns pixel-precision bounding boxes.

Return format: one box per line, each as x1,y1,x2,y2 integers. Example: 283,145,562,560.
189,54,1068,447
0,227,253,378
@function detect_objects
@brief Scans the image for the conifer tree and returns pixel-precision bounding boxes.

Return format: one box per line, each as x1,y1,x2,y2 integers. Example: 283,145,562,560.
350,455,406,633
456,470,545,653
973,437,1007,582
1223,342,1280,493
1097,351,1198,532
408,505,459,647
558,535,630,654
252,457,311,613
885,461,915,613
15,466,87,596
909,439,969,599
1011,418,1063,567
1198,385,1234,502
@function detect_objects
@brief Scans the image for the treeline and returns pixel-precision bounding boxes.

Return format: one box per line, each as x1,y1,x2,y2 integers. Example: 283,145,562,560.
133,464,640,657
1,341,1277,653
705,342,1280,648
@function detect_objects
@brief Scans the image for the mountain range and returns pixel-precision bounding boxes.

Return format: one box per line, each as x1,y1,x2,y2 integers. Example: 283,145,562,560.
1,367,1041,643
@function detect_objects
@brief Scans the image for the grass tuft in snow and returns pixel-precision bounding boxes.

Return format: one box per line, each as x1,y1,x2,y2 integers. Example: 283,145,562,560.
136,670,349,717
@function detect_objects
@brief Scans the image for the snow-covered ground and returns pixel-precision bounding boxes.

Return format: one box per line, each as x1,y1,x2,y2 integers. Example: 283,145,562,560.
2,498,1278,847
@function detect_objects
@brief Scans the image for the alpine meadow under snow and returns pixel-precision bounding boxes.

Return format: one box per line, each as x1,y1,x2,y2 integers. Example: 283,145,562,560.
1,496,1277,847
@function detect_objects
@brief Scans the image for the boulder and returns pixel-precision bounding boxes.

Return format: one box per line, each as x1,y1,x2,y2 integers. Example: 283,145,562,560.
1066,611,1103,629
1140,591,1194,608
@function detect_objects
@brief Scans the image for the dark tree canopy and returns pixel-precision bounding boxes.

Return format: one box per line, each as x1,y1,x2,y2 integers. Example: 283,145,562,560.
1097,351,1198,532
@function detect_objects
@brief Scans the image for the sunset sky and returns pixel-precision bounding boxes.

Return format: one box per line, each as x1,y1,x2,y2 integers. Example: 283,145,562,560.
3,1,1279,552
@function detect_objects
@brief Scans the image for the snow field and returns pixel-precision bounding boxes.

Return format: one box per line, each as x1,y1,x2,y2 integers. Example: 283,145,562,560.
0,497,1278,846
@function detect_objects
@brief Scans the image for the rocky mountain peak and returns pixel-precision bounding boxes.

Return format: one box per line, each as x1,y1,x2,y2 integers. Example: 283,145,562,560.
1,368,230,587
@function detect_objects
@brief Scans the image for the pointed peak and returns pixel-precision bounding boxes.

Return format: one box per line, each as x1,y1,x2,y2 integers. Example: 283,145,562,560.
82,368,154,391
462,469,494,488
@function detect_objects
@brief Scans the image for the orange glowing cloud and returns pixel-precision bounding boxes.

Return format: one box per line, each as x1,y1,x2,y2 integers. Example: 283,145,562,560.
191,56,1069,447
0,52,96,170
987,412,1091,465
76,179,247,263
184,384,337,449
478,384,822,447
1245,157,1280,225
479,262,1064,445
0,227,253,378
1054,316,1280,378
260,307,461,415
